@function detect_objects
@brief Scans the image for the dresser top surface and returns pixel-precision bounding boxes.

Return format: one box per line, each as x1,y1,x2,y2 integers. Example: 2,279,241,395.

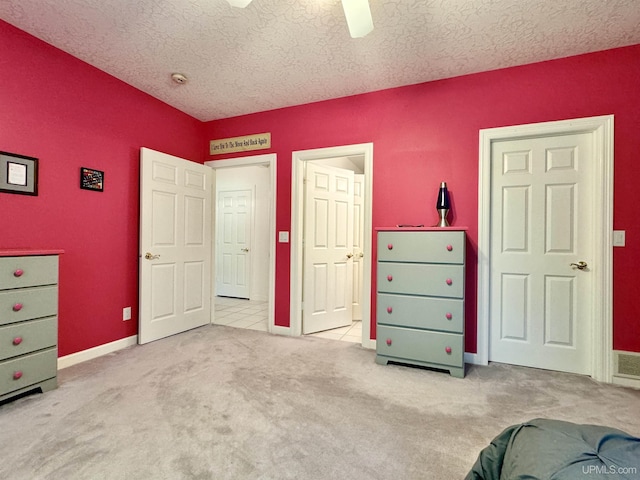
376,226,468,232
0,249,64,257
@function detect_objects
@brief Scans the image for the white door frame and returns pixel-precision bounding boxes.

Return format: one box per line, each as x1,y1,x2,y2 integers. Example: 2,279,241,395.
476,115,614,382
205,154,276,333
291,143,374,348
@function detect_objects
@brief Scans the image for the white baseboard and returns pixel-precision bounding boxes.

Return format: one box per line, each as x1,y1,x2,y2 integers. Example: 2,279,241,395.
269,324,293,336
58,335,138,370
612,375,640,390
465,351,486,365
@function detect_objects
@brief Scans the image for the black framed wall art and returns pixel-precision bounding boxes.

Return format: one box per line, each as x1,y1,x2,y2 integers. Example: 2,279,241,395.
80,167,104,192
0,151,39,196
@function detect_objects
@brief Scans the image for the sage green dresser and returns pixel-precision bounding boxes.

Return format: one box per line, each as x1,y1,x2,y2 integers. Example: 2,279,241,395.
375,228,466,378
1,251,61,402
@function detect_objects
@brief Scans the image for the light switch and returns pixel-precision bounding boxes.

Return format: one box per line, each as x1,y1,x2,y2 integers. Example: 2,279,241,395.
278,231,289,243
613,230,626,247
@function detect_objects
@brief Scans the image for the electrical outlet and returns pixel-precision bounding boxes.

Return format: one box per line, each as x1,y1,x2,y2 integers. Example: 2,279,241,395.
123,306,132,321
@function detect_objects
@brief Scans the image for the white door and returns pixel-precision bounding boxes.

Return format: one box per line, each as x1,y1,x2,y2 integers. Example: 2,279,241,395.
352,174,365,321
139,148,213,344
303,162,354,334
489,133,594,374
215,189,252,299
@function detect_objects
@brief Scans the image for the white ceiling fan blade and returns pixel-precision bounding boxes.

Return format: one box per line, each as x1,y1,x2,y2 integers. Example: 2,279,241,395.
341,0,374,38
226,0,253,8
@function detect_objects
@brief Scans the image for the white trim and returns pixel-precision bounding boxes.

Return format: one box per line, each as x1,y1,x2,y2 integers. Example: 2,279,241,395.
363,338,376,350
205,154,277,334
270,325,293,336
291,143,374,346
58,335,138,370
477,115,614,382
464,352,479,365
612,376,640,390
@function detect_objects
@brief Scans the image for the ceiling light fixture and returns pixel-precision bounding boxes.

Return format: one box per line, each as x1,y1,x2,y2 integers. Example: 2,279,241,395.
226,0,253,7
341,0,374,38
225,0,373,38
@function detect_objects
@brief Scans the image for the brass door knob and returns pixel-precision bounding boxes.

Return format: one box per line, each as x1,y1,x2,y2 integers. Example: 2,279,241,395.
570,261,588,270
144,252,160,260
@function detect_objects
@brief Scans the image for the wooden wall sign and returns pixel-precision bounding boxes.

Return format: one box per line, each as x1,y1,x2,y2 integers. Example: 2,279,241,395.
210,132,271,155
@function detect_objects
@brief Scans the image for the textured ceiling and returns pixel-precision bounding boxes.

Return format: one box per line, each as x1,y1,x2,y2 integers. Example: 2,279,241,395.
2,0,640,121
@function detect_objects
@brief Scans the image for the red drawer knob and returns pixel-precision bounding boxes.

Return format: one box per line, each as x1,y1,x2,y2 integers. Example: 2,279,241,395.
14,269,24,277
386,338,392,346
387,275,393,282
13,337,23,346
13,303,23,312
446,313,453,320
446,278,453,286
13,371,23,380
446,245,453,251
445,346,452,354
386,306,393,314
387,243,393,250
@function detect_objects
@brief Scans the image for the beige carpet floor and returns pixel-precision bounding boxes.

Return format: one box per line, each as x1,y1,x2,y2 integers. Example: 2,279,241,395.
1,324,639,480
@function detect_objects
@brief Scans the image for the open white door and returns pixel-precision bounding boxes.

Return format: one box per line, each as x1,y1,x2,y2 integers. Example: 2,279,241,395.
139,147,213,344
216,189,252,299
303,162,354,334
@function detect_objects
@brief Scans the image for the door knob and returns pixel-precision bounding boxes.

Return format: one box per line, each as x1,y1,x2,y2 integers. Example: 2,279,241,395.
570,261,588,270
346,253,354,259
241,248,249,252
144,252,160,260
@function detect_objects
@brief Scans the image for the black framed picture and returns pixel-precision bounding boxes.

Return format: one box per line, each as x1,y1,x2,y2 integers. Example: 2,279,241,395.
80,167,104,192
0,151,39,196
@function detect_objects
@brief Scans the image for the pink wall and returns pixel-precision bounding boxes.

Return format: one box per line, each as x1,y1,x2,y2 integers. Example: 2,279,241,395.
3,17,639,358
1,20,204,356
204,44,640,354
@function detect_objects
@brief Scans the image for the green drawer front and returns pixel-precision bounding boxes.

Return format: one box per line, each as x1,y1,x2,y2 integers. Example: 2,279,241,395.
377,294,463,333
376,325,463,368
378,231,465,264
0,317,58,361
0,256,58,290
0,348,57,396
377,263,464,298
0,286,58,326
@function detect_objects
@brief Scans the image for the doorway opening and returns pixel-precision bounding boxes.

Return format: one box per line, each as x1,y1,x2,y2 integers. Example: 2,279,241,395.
290,143,374,348
476,115,613,382
205,154,276,334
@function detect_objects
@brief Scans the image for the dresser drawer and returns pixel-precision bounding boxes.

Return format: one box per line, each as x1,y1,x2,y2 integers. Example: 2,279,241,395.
378,263,464,298
377,293,463,333
0,317,57,361
0,286,58,326
377,325,463,368
0,256,59,290
0,348,57,395
378,231,464,264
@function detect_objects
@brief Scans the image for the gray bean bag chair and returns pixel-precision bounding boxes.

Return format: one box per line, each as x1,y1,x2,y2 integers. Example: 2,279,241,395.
465,418,640,479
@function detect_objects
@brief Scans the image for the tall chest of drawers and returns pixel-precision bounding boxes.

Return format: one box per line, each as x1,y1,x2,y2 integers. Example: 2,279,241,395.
1,252,61,402
375,228,466,378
